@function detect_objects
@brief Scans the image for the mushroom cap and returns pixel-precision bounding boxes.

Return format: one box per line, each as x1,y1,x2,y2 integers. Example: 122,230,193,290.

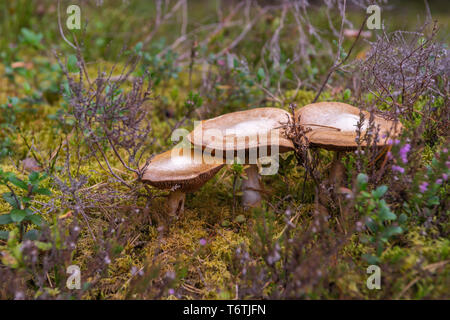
142,147,224,192
187,108,294,159
296,102,402,151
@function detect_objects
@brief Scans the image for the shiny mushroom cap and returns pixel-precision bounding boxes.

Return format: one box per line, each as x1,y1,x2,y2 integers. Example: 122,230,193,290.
296,102,402,151
142,147,224,192
187,108,294,159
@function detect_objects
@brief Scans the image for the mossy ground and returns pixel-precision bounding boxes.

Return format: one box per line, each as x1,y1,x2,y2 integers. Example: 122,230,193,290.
1,75,449,299
0,1,449,300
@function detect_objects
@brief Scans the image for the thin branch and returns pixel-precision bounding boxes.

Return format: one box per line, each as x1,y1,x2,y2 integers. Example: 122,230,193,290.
313,15,368,103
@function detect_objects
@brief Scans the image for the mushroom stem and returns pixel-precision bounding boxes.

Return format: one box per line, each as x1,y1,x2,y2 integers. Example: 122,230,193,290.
241,164,262,208
167,190,186,216
329,152,346,187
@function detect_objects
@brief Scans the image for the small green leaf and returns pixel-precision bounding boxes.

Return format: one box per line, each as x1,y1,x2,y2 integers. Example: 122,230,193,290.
360,191,371,198
113,245,124,255
35,188,51,196
27,214,43,226
23,81,31,93
233,57,239,68
427,195,440,206
10,209,27,222
67,55,79,73
82,282,91,291
343,88,351,100
362,254,380,265
372,185,388,198
134,42,143,53
0,214,13,225
366,218,378,233
8,175,28,190
20,28,43,49
257,68,265,81
398,213,407,224
379,201,396,221
22,197,32,204
357,173,368,189
35,241,52,251
2,193,19,209
383,226,403,238
0,231,9,240
29,171,39,182
24,229,39,240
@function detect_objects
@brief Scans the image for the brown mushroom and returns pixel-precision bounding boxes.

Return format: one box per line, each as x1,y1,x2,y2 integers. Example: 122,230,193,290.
187,107,294,208
142,147,224,216
296,102,402,185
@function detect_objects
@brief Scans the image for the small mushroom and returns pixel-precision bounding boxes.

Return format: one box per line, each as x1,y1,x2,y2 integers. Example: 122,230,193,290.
296,102,402,186
142,147,224,216
187,107,294,208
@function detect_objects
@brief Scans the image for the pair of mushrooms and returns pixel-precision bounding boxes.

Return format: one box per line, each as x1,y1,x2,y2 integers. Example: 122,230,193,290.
142,108,292,216
142,102,401,216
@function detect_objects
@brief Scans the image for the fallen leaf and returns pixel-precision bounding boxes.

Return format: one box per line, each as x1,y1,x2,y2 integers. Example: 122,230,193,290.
59,211,73,220
343,29,372,39
11,61,33,70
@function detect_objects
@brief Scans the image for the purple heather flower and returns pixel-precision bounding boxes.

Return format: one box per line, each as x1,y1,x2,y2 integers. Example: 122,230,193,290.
388,139,400,146
217,59,225,66
443,148,448,153
435,179,443,185
168,289,175,295
199,238,207,246
14,291,25,300
443,173,448,181
356,221,364,232
267,250,281,265
387,151,393,160
392,165,405,174
419,182,429,193
399,143,411,164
